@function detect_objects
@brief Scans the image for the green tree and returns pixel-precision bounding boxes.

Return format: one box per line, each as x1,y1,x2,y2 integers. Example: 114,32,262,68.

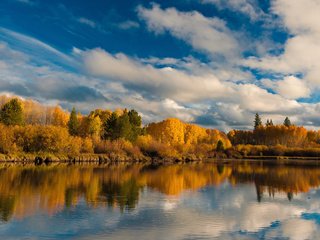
284,117,291,127
216,140,225,152
0,98,24,126
103,112,118,139
128,109,143,141
254,113,262,130
266,119,274,127
103,109,143,141
115,111,132,140
68,107,79,136
128,109,142,127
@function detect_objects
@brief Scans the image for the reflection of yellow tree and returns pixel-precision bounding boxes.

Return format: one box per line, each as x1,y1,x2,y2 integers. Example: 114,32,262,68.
1,163,320,221
229,164,320,201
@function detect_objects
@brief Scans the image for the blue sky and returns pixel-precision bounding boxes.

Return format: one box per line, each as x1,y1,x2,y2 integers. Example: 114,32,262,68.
0,0,320,129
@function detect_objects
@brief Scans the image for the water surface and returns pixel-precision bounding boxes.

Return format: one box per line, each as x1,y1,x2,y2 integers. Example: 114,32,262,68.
0,162,319,239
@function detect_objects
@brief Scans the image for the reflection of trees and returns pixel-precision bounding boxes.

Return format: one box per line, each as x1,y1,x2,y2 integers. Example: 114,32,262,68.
0,196,15,221
0,163,320,221
100,179,140,211
229,164,320,202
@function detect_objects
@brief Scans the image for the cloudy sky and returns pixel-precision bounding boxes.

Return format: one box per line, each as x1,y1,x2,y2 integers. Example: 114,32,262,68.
1,0,320,130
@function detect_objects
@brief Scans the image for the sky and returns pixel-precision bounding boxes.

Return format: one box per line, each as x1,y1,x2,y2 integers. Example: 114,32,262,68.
0,0,320,130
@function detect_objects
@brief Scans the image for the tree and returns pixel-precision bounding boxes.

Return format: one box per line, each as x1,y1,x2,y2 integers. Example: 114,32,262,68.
266,119,274,127
0,98,24,126
254,113,262,130
128,109,142,127
68,107,79,136
284,117,291,127
51,106,69,127
216,140,224,152
103,109,143,141
103,112,118,139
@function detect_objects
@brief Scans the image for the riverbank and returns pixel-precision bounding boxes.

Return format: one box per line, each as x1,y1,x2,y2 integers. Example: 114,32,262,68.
2,152,320,166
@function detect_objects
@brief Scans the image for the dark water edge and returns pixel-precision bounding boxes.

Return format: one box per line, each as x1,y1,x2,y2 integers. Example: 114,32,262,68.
2,153,320,166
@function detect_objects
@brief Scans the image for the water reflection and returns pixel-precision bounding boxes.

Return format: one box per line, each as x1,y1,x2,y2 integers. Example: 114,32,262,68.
0,162,320,239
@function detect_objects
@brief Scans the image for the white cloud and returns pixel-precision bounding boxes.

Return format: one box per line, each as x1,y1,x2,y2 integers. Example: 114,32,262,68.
118,20,140,30
81,47,315,128
77,18,96,28
82,48,233,103
137,4,239,59
0,27,74,66
262,76,311,100
244,0,320,88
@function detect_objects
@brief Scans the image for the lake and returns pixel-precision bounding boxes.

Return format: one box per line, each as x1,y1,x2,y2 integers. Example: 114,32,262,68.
0,162,319,239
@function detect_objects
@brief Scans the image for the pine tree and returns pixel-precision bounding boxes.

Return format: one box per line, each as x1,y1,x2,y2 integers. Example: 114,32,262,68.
266,119,274,127
68,107,79,136
284,117,291,127
216,140,224,152
0,98,24,126
266,119,270,126
270,119,274,126
103,112,118,139
254,113,262,130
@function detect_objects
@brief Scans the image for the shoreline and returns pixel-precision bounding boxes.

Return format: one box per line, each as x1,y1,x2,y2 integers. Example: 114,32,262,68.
2,153,320,166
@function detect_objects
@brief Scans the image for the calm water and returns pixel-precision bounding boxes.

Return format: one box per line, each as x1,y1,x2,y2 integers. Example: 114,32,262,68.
0,162,320,240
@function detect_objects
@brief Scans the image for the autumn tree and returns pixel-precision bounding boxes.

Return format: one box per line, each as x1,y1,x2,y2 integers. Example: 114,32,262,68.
51,106,69,127
0,98,24,126
254,113,262,130
68,107,79,136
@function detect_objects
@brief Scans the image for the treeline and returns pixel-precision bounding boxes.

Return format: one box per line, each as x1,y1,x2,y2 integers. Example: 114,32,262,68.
227,113,320,157
1,95,320,160
0,96,229,160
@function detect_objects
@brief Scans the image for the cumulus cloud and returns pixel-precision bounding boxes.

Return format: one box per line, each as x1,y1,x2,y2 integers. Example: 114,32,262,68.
262,76,311,100
81,47,312,129
244,0,320,87
137,4,239,60
82,48,233,103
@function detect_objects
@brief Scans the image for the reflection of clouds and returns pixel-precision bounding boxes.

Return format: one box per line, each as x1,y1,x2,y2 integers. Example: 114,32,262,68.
240,202,303,232
78,185,320,239
281,219,318,240
2,183,320,239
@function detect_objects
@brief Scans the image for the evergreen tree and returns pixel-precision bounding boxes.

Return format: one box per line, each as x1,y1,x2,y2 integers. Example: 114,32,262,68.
116,111,132,140
128,109,142,127
216,140,224,152
284,117,291,127
68,107,79,136
254,113,262,130
103,112,118,140
270,119,274,126
266,119,274,127
0,98,24,126
103,109,143,141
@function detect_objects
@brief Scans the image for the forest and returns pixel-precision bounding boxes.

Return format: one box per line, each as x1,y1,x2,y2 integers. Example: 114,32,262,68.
1,95,320,161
